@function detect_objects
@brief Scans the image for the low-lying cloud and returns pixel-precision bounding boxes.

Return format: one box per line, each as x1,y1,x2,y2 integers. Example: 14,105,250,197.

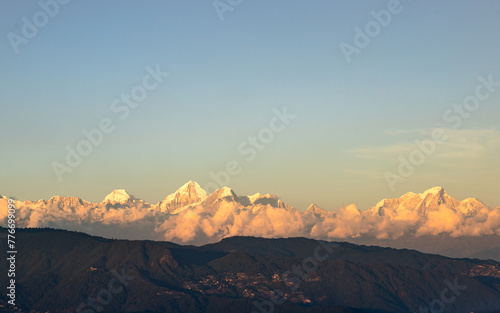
1,187,499,246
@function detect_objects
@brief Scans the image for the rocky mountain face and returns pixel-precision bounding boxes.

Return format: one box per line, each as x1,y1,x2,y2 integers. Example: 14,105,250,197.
1,228,499,313
1,183,499,260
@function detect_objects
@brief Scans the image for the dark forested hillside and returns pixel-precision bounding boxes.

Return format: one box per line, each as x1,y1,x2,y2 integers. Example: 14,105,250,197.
1,228,500,313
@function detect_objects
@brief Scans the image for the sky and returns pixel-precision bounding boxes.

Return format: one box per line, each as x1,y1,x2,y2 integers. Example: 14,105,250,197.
1,0,499,211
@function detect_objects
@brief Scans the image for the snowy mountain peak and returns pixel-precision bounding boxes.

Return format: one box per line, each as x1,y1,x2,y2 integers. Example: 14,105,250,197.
462,198,483,204
219,187,235,198
459,198,486,216
165,181,208,202
162,181,207,203
248,193,278,204
367,186,489,218
158,181,208,213
306,204,326,214
181,181,207,197
199,187,240,208
103,189,133,205
248,193,262,203
45,196,88,208
421,186,445,197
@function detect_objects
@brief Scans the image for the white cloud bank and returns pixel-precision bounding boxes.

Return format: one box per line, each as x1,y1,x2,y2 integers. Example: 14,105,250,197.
1,184,499,245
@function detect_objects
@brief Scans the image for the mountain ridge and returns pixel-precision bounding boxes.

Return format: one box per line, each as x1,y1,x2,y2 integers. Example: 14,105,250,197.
1,227,500,313
1,183,499,260
6,183,495,213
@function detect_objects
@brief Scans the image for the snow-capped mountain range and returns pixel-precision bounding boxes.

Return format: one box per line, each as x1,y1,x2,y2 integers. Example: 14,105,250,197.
1,182,499,254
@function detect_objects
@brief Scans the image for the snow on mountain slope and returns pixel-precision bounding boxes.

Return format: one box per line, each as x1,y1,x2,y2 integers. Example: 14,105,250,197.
157,181,208,213
1,184,499,249
195,187,239,212
103,189,135,206
367,186,487,217
250,193,294,211
305,204,328,216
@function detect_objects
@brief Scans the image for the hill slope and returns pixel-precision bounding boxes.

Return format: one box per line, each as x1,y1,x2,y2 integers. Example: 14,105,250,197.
1,228,500,312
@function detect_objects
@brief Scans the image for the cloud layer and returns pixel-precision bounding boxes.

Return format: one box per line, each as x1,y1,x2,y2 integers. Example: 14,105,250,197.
1,184,499,246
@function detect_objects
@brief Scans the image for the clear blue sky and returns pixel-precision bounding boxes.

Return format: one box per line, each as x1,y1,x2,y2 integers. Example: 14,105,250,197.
1,1,499,210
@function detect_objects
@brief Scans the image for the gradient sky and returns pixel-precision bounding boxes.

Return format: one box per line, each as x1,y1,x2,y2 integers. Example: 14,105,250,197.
1,1,499,211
